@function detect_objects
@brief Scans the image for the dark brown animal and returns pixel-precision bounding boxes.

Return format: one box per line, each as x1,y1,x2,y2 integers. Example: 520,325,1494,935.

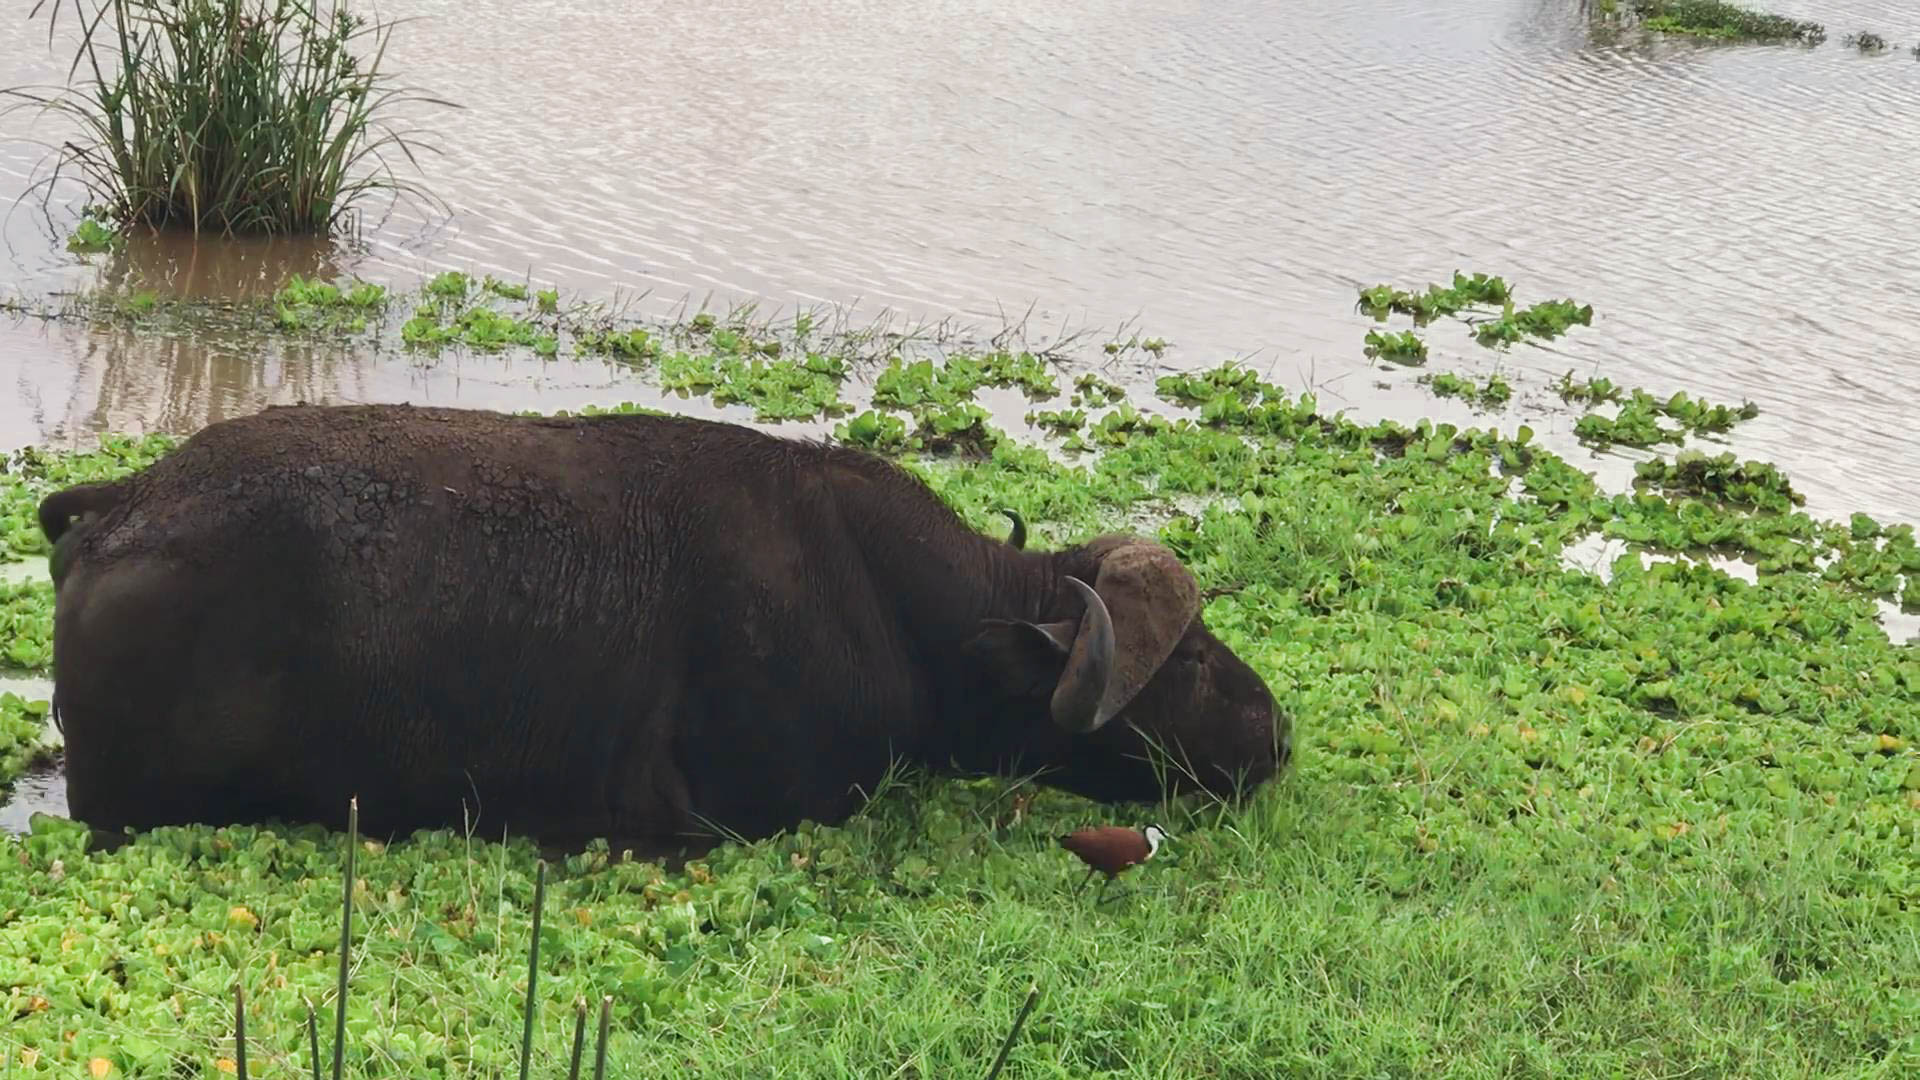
39,403,1289,851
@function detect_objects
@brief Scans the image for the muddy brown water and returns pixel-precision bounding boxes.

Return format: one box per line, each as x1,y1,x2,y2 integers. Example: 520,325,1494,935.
3,1,1919,829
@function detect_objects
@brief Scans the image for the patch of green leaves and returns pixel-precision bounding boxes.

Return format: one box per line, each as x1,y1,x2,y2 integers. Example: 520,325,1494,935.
1422,371,1513,409
0,582,53,671
1364,329,1428,364
1,433,179,561
871,351,1059,412
834,410,913,453
1358,271,1513,324
1633,450,1803,512
1471,298,1595,349
1631,1,1826,43
1554,371,1624,406
0,692,54,794
273,274,388,334
1575,389,1761,450
64,215,121,254
1071,373,1127,408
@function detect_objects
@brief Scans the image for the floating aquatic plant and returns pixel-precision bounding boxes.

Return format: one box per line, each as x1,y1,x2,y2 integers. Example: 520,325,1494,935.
1421,371,1514,410
3,282,1917,1076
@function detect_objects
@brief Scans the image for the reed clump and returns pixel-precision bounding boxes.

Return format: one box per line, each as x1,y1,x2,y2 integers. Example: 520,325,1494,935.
3,0,452,236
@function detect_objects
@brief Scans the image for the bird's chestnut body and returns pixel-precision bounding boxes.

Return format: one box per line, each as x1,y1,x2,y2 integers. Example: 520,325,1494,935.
1059,824,1168,896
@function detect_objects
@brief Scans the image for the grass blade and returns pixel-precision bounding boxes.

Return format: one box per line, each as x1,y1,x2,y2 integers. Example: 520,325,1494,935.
591,995,611,1080
983,982,1040,1080
566,998,587,1080
306,999,321,1080
517,860,545,1080
232,982,247,1080
332,795,358,1080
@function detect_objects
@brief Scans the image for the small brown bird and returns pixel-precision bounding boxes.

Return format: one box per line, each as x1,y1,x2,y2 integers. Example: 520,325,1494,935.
1059,824,1170,904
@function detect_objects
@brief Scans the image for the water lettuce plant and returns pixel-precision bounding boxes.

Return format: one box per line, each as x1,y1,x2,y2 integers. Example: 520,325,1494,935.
1358,272,1593,360
1,693,56,793
2,0,454,237
1421,371,1513,409
0,289,1915,1076
1573,387,1762,450
1362,328,1427,364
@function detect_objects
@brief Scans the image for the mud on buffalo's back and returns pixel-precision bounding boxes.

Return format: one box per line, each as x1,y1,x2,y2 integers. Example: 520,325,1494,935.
63,404,827,569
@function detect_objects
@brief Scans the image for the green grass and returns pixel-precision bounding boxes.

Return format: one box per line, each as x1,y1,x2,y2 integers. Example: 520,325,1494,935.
1,0,452,237
0,287,1917,1076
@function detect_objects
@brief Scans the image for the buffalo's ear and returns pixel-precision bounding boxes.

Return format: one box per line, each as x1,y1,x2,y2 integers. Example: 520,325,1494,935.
962,618,1078,698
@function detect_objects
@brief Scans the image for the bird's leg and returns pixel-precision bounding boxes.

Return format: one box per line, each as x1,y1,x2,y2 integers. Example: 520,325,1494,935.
1072,865,1098,895
1092,875,1114,906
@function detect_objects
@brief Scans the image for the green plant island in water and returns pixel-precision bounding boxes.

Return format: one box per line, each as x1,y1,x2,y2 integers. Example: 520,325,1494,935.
2,0,454,241
0,273,1917,1077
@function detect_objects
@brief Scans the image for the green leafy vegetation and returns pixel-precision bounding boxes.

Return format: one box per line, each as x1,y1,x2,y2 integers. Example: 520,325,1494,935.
1357,272,1593,362
1023,407,1088,435
1554,371,1625,406
1102,334,1170,357
1632,450,1803,513
0,581,54,671
0,693,56,797
1357,271,1513,324
64,214,121,255
2,283,1916,1076
403,271,560,355
1071,373,1127,408
273,275,388,334
871,352,1060,409
2,434,179,563
1470,297,1594,349
1421,371,1513,409
1573,388,1762,450
1363,328,1427,363
1628,1,1827,43
2,0,452,237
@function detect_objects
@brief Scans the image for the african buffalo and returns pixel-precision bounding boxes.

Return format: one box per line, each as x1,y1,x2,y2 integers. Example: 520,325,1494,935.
38,403,1288,850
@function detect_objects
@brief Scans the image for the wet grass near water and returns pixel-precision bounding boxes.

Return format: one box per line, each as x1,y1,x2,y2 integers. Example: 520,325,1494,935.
0,273,1918,1076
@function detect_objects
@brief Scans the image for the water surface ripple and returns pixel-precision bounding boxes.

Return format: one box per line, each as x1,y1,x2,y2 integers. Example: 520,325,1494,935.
0,0,1915,532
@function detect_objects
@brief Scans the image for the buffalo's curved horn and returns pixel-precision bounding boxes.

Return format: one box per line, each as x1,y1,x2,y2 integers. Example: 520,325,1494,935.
1049,576,1117,734
1048,541,1202,735
1000,508,1027,550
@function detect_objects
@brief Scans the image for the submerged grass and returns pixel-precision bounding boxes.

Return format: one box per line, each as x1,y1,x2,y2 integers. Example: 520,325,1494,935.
1,282,1917,1075
2,0,453,236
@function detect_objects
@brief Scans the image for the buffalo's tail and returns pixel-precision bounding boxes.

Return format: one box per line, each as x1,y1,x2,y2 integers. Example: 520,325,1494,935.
38,480,127,547
40,480,129,590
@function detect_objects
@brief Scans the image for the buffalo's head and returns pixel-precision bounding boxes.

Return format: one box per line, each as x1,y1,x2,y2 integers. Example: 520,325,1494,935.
964,535,1289,803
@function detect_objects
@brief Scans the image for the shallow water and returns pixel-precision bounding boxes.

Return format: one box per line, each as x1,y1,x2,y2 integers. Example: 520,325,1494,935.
3,2,1920,829
0,0,1912,526
0,0,1916,526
